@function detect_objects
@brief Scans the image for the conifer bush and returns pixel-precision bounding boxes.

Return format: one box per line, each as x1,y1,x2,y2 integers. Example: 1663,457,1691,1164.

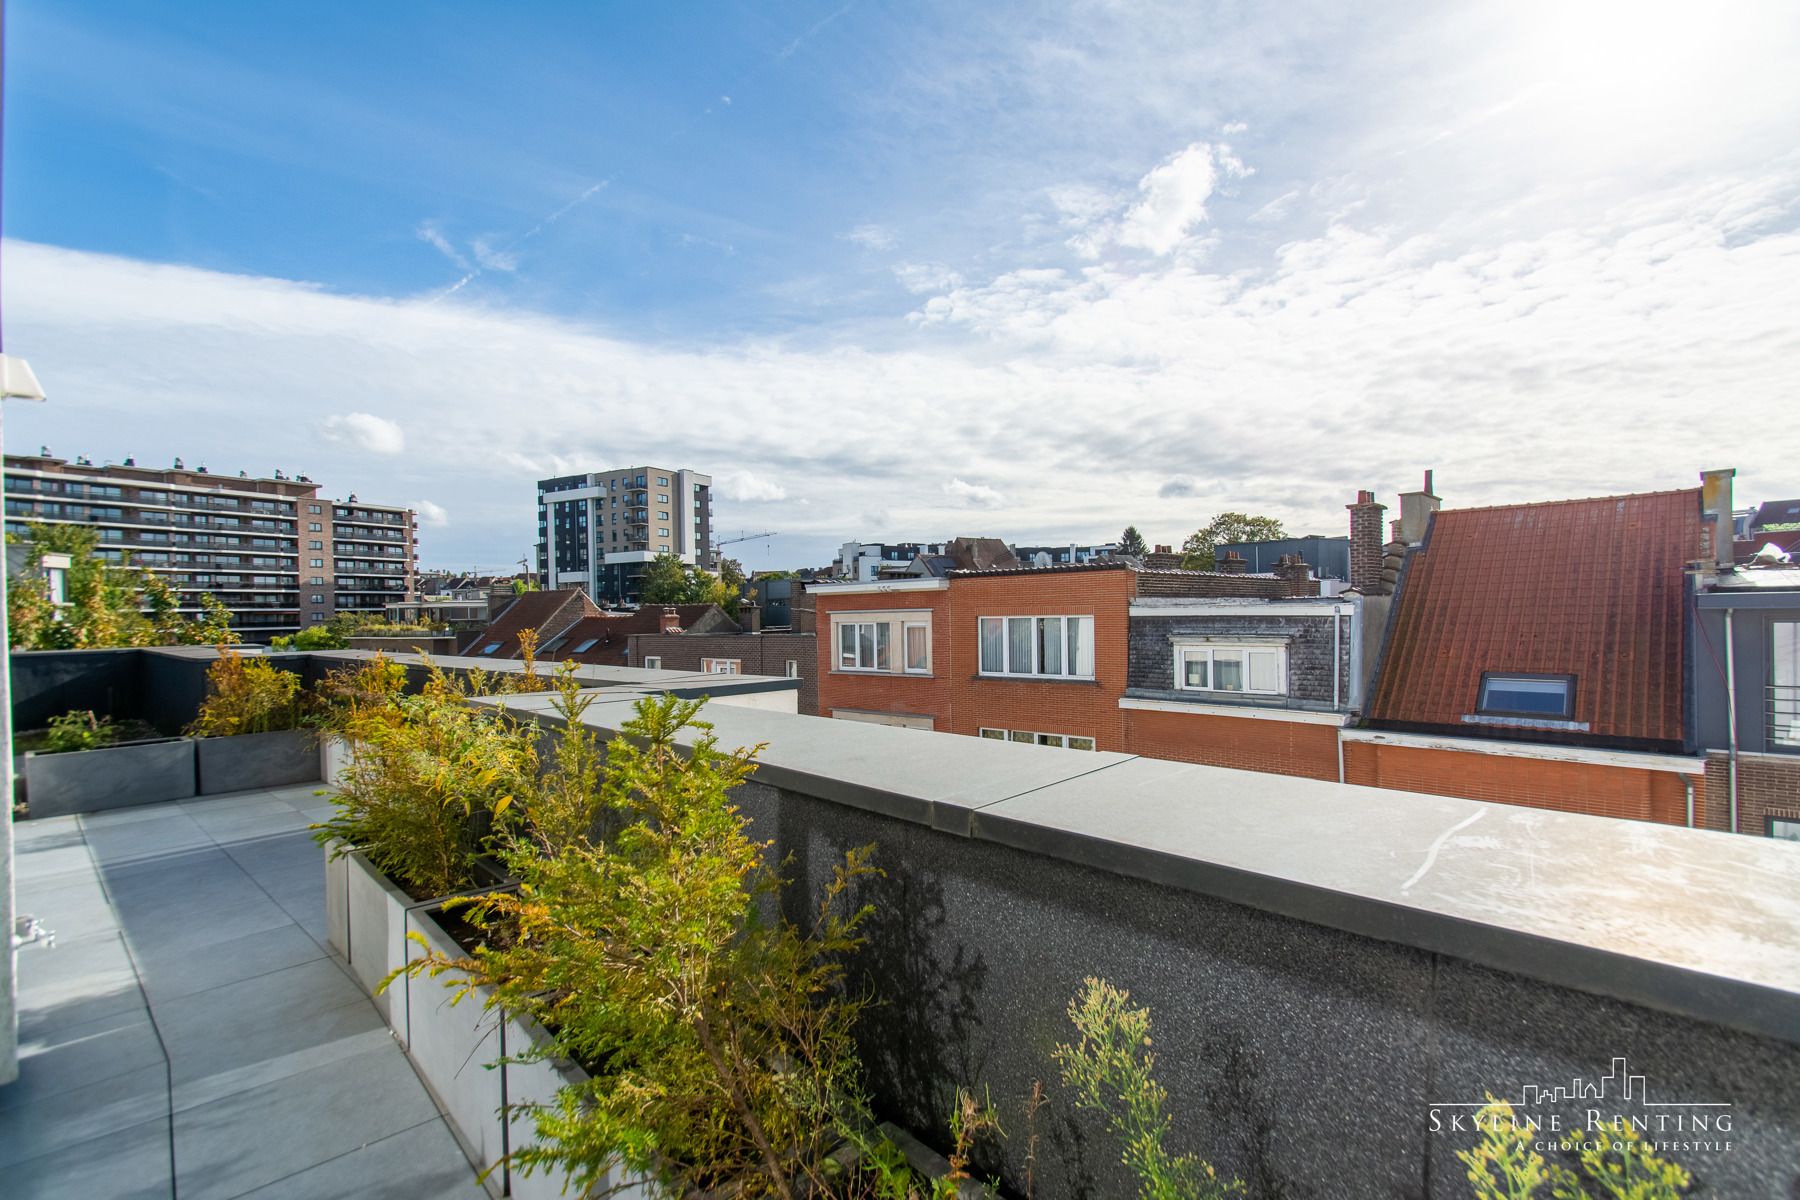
314,657,537,897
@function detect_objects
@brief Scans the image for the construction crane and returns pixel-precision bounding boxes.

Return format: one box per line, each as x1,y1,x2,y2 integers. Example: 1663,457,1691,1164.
713,531,777,561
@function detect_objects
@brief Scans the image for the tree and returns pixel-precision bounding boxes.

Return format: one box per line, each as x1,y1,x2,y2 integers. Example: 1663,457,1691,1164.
638,552,694,604
1179,512,1286,570
1118,526,1149,557
7,523,241,649
511,577,540,595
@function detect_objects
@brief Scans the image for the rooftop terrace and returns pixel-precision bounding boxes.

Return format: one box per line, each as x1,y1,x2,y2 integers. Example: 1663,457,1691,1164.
3,649,1798,1197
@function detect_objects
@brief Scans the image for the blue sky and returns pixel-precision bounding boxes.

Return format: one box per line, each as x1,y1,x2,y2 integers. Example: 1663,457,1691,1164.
4,1,1798,573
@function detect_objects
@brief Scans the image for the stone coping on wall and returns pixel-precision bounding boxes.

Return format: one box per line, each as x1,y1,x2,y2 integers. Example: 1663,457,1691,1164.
482,695,1800,1046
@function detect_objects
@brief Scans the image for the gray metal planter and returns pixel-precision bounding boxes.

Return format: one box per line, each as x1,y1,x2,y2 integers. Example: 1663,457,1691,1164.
405,907,509,1199
195,728,318,794
319,734,354,789
323,838,351,961
343,848,423,1035
23,737,197,818
502,1012,655,1200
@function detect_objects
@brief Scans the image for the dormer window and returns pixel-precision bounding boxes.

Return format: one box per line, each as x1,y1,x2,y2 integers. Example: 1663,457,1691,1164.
1477,673,1574,719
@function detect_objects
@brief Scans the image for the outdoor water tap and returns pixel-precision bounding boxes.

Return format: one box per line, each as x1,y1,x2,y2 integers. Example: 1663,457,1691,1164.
12,914,55,951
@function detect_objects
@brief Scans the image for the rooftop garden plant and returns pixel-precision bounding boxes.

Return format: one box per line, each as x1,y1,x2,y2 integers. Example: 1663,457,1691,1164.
186,649,307,737
42,709,117,754
7,522,240,649
1460,1096,1692,1200
313,656,538,898
397,690,924,1199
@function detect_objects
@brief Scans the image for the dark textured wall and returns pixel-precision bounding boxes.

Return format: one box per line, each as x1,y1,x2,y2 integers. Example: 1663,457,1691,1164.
9,649,147,732
728,780,1800,1200
1128,613,1349,706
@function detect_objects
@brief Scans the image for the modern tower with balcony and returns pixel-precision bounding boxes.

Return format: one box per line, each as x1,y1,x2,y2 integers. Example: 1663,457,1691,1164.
535,466,713,604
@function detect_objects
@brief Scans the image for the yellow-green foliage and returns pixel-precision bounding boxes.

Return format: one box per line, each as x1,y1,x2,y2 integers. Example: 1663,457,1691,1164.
314,658,537,898
400,693,881,1200
7,523,240,649
187,649,304,737
1053,977,1241,1200
44,709,116,754
1459,1097,1693,1200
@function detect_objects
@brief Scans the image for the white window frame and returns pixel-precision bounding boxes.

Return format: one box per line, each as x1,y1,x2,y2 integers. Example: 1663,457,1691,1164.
902,620,931,674
1172,641,1287,696
976,615,1095,680
785,659,800,678
642,655,663,669
978,727,1097,750
702,658,741,675
830,611,930,675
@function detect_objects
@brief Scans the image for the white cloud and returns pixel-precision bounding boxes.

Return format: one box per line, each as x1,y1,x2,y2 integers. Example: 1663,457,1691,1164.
717,471,788,502
1221,121,1248,134
844,224,896,251
413,499,449,527
943,477,1004,507
1053,142,1251,259
416,221,468,269
323,412,407,456
892,262,963,294
471,238,518,272
1117,142,1241,255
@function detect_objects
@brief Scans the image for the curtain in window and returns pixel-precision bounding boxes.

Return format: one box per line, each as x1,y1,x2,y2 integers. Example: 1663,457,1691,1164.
1068,617,1094,677
1248,650,1280,693
980,618,1004,673
838,623,856,668
1774,622,1800,747
905,624,929,671
1008,617,1034,673
857,624,876,669
1214,651,1245,690
874,624,891,671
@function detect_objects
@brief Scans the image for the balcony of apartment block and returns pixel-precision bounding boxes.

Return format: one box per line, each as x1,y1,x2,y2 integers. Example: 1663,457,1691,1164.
3,648,1796,1199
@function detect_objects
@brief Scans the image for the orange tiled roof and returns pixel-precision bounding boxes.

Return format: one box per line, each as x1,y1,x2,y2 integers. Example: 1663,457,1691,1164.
1366,488,1702,749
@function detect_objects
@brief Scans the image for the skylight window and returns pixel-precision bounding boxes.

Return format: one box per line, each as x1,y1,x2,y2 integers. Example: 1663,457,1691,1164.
480,642,501,655
572,638,598,653
542,636,569,653
1477,673,1573,719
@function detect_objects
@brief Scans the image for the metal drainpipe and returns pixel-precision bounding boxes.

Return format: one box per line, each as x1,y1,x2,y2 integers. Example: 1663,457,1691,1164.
1724,607,1739,834
1332,606,1342,711
1684,775,1695,829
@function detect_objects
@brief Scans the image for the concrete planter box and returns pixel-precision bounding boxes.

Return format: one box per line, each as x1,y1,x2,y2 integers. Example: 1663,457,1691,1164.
405,907,509,1198
319,734,354,789
342,848,424,1035
323,838,351,961
502,1010,654,1200
23,737,196,818
196,728,318,794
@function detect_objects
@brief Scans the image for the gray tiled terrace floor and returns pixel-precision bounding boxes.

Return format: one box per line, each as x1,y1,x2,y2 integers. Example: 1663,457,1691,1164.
2,782,488,1200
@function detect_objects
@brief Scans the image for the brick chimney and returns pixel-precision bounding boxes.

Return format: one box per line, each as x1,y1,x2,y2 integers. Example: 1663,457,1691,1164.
1217,550,1247,574
738,601,762,633
660,606,681,634
1154,544,1172,554
1397,470,1440,546
1274,553,1315,596
1700,467,1735,566
1347,489,1387,594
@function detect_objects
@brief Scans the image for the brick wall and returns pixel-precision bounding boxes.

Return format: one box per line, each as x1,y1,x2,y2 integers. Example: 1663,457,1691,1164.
1701,751,1800,836
1127,612,1347,702
627,631,818,715
1124,709,1340,780
1343,741,1702,826
946,569,1134,748
812,588,954,727
1134,572,1298,598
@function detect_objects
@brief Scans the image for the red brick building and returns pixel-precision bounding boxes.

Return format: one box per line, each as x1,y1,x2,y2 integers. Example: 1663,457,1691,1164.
1351,483,1715,827
811,562,1315,749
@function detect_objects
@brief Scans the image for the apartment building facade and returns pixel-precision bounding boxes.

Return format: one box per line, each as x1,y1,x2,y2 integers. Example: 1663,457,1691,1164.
537,467,713,604
2,453,417,638
811,561,1317,748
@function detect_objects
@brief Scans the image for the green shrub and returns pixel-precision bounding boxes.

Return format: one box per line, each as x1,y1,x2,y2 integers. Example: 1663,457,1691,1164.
1053,977,1241,1200
186,649,305,737
1459,1096,1693,1200
399,693,881,1199
43,709,117,754
314,658,536,897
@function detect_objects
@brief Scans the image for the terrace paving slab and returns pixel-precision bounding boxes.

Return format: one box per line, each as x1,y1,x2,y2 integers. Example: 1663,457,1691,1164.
1,780,488,1199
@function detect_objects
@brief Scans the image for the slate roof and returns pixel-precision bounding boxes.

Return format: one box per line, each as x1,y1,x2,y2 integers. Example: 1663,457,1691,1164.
1750,498,1800,531
1365,488,1703,750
